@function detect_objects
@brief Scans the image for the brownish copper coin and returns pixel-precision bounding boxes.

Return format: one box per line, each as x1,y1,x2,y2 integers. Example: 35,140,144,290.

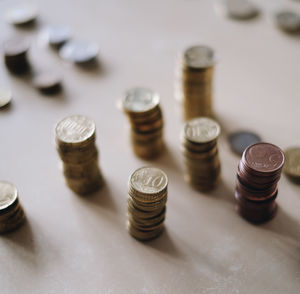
32,72,62,94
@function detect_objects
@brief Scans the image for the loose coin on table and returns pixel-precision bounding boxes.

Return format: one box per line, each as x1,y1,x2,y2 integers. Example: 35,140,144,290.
0,88,12,108
59,40,99,64
127,167,168,241
283,147,300,183
5,4,38,26
275,11,300,33
33,72,62,94
228,131,261,156
55,115,104,195
0,181,26,234
44,25,71,48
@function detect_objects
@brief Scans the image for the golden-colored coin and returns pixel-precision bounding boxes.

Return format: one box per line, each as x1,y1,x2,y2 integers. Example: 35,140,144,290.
284,147,300,179
0,181,18,212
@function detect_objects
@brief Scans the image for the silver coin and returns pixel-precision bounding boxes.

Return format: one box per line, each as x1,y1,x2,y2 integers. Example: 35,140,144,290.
45,25,71,47
130,167,168,195
123,87,160,113
0,89,12,108
228,131,261,156
32,72,62,93
275,11,300,33
59,40,99,63
216,0,259,20
184,45,215,69
183,117,221,143
5,4,38,25
0,182,18,210
55,115,96,144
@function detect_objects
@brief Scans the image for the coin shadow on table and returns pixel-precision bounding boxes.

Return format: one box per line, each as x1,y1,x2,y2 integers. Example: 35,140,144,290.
74,58,106,76
206,178,235,204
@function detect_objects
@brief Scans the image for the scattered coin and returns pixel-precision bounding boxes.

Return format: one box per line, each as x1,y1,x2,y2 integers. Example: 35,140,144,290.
0,181,26,234
0,89,12,108
283,147,300,182
228,131,261,156
33,72,62,94
127,167,168,241
44,25,71,48
122,87,164,159
5,4,38,26
275,11,300,33
55,115,104,195
59,40,99,64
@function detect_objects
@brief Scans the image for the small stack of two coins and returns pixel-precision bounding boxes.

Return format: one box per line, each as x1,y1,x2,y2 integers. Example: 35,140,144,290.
0,182,26,234
55,115,103,195
182,117,221,191
235,143,285,223
122,88,164,159
127,167,168,241
180,45,215,120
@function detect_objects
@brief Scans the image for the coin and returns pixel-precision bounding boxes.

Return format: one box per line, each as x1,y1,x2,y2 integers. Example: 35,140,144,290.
59,40,99,64
6,4,38,26
184,45,215,69
228,131,261,156
283,147,300,180
44,25,71,47
32,72,62,94
0,88,12,108
275,11,300,33
0,182,18,211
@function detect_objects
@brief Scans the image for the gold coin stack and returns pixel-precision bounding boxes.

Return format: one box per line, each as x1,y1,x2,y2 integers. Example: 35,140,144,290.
55,115,103,195
122,87,164,159
182,117,221,191
0,181,26,234
127,167,168,241
180,45,215,120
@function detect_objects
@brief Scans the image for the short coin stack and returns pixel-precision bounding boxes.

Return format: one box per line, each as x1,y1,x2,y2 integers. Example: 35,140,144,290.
180,45,215,120
235,143,285,223
182,117,221,191
127,167,168,241
0,181,26,234
122,87,164,159
55,115,103,195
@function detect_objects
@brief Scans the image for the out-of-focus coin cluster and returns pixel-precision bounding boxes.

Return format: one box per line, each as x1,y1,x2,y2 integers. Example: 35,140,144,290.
55,115,104,195
0,182,26,234
122,88,164,159
182,117,221,191
179,45,215,121
235,143,285,223
127,167,168,241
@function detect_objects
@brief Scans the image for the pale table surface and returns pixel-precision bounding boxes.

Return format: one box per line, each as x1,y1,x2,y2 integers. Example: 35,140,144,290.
0,0,299,293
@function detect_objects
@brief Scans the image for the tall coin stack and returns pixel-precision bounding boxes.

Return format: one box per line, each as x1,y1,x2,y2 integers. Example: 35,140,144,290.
182,117,221,191
235,143,285,223
122,87,164,159
0,181,26,234
180,45,215,120
127,167,168,241
55,115,103,195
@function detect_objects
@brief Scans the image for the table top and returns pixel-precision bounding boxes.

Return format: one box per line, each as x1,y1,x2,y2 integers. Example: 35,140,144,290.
0,0,299,293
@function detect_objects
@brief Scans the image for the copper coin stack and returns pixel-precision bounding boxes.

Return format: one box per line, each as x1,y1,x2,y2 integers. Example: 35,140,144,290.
180,45,215,120
0,181,26,234
122,87,164,159
3,37,30,74
55,115,103,195
235,142,285,223
127,167,168,241
182,117,221,191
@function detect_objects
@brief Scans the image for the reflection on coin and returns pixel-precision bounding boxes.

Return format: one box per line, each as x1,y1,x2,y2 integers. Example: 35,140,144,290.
123,88,160,113
44,25,71,47
33,72,62,94
228,131,261,156
55,115,96,144
216,0,259,20
0,182,18,210
184,45,215,69
275,11,300,33
0,89,12,108
184,117,220,143
284,147,300,179
59,40,99,63
6,4,38,26
130,167,168,194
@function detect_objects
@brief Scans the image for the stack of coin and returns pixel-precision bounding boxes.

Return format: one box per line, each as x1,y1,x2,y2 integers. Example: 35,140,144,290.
235,142,285,223
283,147,300,184
3,37,30,74
55,115,103,195
127,167,168,241
0,181,26,234
180,45,215,120
181,117,221,191
122,87,164,159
